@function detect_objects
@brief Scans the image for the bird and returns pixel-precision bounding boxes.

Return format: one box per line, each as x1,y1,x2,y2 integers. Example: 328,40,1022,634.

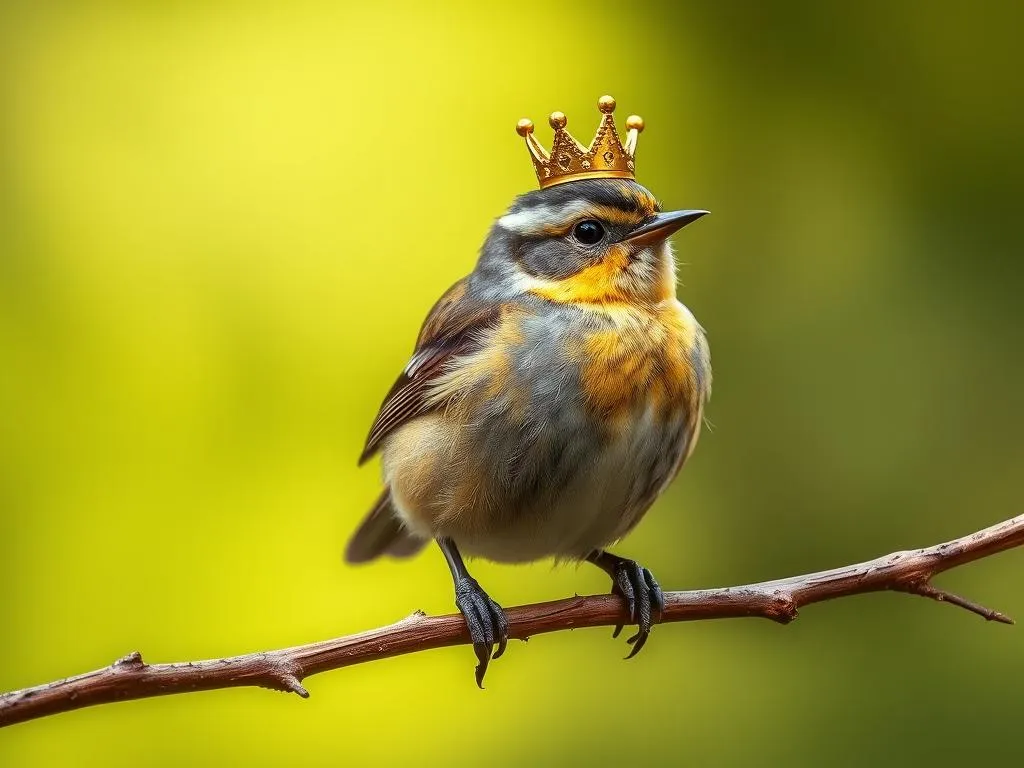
345,95,711,686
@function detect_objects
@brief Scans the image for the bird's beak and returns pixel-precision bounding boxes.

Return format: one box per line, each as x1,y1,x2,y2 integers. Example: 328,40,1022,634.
624,209,709,248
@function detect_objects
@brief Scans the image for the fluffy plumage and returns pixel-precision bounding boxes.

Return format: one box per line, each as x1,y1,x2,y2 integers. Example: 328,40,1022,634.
349,179,711,564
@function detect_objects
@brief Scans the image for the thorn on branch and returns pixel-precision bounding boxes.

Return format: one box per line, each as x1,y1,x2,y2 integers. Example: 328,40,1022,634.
279,675,310,698
261,659,310,698
114,652,144,668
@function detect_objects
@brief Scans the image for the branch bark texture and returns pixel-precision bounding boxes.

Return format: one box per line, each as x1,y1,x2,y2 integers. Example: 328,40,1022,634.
2,514,1022,729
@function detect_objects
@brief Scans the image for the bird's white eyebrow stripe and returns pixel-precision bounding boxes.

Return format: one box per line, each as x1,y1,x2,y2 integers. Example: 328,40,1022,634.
497,200,594,235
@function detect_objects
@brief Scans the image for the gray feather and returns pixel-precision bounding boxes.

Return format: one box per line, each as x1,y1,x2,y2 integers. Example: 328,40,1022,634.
345,490,427,564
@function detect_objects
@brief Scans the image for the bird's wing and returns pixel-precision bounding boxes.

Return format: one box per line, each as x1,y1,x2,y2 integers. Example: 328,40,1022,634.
358,277,499,464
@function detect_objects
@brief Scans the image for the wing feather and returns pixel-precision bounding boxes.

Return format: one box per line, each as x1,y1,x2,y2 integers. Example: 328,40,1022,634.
358,278,499,464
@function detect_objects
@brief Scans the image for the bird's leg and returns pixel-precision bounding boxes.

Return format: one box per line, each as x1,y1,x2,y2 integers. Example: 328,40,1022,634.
586,549,665,659
437,537,509,687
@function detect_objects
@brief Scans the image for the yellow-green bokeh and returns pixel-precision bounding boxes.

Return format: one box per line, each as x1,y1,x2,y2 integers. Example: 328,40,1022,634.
2,1,1024,765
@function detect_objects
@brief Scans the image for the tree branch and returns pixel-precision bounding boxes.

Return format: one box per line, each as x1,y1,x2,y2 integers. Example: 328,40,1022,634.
2,514,1022,729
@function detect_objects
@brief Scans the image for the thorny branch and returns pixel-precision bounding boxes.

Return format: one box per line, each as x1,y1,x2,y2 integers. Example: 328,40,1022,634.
2,514,1022,729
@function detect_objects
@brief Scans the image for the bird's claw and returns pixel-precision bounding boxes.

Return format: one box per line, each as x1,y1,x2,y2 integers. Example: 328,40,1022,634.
609,560,665,659
454,576,508,687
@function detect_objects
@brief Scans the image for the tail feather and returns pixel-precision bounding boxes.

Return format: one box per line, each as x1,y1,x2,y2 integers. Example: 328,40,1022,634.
345,490,427,564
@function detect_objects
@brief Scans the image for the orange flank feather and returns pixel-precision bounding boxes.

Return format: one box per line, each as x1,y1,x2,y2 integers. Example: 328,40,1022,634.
578,303,704,422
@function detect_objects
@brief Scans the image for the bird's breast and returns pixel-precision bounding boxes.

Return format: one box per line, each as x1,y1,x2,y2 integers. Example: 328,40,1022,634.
427,298,711,439
573,301,709,428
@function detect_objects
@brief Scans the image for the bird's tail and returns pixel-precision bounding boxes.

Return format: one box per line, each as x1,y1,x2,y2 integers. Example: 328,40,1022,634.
345,489,427,564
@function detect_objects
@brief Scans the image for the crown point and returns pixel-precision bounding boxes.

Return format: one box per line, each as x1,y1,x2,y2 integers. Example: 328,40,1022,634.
549,111,567,130
598,95,616,114
516,118,534,137
626,115,645,132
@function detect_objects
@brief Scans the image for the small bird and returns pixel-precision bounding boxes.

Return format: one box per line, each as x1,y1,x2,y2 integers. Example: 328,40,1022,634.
346,96,711,685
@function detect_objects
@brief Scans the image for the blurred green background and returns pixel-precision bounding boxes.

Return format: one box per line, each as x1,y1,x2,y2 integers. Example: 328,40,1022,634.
2,1,1023,765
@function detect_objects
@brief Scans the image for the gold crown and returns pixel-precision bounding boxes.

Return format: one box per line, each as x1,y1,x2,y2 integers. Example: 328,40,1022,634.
516,95,644,189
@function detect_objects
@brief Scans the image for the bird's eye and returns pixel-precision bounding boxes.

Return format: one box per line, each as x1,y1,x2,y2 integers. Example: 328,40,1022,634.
572,219,605,245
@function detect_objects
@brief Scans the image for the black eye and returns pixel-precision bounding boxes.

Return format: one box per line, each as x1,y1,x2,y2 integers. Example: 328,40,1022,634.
572,219,605,245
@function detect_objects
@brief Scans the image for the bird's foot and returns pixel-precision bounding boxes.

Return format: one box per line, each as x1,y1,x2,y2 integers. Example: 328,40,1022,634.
454,576,509,688
588,551,665,659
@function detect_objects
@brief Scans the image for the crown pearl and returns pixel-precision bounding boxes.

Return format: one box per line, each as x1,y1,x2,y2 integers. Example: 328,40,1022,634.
516,119,534,137
549,111,567,130
598,95,616,114
626,115,645,132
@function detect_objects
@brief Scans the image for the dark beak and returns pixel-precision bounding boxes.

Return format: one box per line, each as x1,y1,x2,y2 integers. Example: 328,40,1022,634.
624,209,709,248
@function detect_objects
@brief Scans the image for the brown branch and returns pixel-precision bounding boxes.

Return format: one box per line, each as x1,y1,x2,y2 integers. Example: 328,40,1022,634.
2,513,1022,729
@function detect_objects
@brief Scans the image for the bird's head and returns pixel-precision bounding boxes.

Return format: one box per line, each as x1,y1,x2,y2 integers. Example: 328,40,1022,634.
478,178,706,305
